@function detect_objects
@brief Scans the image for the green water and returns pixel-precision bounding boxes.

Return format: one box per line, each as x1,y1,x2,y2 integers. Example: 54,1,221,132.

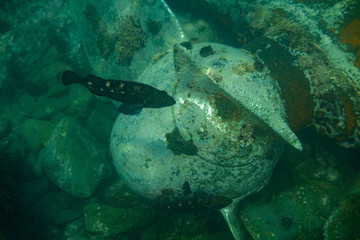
1,0,360,239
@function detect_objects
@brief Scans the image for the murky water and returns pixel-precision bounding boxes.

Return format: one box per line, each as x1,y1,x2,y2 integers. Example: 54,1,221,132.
1,0,360,239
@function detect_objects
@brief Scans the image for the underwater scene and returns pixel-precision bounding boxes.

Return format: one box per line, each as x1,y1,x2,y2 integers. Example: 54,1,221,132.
1,0,360,239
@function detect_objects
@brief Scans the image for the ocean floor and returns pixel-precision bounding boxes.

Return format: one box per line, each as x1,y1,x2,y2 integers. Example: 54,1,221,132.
1,0,360,239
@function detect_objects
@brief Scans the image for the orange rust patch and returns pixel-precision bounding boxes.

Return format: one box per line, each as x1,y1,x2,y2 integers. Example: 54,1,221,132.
334,97,358,142
273,9,286,17
258,41,315,131
244,39,315,131
340,18,360,68
284,80,314,131
356,49,360,67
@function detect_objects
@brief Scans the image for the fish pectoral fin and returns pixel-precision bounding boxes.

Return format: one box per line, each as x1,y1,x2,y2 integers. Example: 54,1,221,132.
118,103,143,115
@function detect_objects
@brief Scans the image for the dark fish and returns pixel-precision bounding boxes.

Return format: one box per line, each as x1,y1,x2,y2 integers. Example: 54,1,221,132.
62,70,176,114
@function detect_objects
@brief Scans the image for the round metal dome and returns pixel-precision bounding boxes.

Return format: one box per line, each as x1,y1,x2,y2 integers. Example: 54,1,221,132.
111,42,299,202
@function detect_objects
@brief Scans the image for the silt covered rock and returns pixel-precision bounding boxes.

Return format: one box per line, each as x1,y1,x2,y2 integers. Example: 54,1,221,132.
42,117,111,198
84,202,152,238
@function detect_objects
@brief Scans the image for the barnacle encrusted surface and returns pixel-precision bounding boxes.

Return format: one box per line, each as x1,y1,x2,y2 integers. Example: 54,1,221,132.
296,47,359,148
83,2,115,59
246,2,360,148
83,5,147,65
250,6,314,51
115,16,147,66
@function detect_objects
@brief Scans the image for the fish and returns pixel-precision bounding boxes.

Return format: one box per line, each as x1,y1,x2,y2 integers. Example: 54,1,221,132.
61,70,176,114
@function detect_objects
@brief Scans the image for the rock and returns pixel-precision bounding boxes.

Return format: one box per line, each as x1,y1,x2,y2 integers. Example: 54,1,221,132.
65,235,88,240
93,101,119,120
32,191,83,226
241,186,328,240
64,219,87,240
31,153,45,177
17,118,54,153
42,117,111,198
15,177,50,207
28,61,69,89
141,210,233,240
102,179,149,208
66,84,95,120
53,209,84,226
17,92,36,115
323,193,360,240
23,152,44,178
0,137,10,151
85,109,114,145
51,111,68,124
83,202,152,237
0,65,7,91
0,125,28,156
46,83,69,98
32,95,70,119
0,117,10,138
0,117,11,151
323,172,360,240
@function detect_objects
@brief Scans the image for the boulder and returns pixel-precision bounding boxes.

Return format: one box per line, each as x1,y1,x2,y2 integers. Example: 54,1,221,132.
32,95,70,119
42,117,111,198
32,192,83,226
0,117,10,138
66,84,95,120
17,118,54,153
17,92,36,115
85,109,114,145
84,202,152,237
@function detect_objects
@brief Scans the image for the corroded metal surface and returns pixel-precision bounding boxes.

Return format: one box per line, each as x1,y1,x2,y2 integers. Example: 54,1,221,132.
111,42,299,203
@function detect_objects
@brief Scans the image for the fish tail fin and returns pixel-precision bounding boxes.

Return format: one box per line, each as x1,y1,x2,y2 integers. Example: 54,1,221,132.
61,70,83,85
